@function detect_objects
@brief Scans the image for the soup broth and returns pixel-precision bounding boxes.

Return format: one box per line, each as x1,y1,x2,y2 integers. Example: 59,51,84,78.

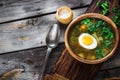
69,18,115,60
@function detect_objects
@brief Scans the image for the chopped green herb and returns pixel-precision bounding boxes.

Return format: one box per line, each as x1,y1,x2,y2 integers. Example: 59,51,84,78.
105,32,114,39
97,1,109,15
104,40,112,47
101,27,110,35
95,48,102,59
101,52,106,57
101,26,114,40
95,47,106,59
97,2,102,6
112,7,120,27
97,1,120,27
101,1,109,10
95,20,103,28
81,18,91,25
102,9,109,15
87,24,96,32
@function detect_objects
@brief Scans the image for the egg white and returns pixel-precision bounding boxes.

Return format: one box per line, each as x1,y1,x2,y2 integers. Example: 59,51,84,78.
78,33,97,50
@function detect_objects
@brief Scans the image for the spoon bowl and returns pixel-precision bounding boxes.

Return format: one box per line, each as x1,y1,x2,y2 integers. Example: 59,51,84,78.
46,24,60,48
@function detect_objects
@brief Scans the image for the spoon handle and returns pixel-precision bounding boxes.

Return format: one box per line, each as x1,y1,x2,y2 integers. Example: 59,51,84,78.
39,47,52,80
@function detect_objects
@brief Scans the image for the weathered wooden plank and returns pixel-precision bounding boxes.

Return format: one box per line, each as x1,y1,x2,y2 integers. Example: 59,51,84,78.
0,7,87,54
0,0,120,80
0,0,92,23
0,43,65,80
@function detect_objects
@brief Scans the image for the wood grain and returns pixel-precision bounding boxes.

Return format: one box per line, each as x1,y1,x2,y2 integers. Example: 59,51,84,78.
0,8,87,54
0,0,92,23
48,0,120,80
0,0,120,80
52,49,102,80
0,43,65,80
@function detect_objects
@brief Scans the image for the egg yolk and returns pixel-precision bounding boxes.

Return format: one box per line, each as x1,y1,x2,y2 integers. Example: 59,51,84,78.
82,36,93,45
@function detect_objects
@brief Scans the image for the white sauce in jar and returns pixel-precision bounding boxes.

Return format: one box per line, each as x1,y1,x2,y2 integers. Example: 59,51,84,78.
59,10,70,19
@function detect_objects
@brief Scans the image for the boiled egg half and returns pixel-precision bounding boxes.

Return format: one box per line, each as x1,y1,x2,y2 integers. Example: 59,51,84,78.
78,33,97,49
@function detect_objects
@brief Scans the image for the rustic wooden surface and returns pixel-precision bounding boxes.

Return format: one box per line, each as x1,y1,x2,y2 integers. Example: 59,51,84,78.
0,0,91,23
0,7,87,54
0,0,120,80
0,0,91,53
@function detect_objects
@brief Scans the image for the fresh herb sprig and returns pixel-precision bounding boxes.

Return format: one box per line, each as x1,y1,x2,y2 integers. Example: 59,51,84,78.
97,1,120,27
97,1,109,15
112,7,120,27
95,47,106,59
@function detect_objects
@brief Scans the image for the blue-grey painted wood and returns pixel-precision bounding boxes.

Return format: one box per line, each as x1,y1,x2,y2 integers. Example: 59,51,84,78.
0,0,92,23
0,8,87,54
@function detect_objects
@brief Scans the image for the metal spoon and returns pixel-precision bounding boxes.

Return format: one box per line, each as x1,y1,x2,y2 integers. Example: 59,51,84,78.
39,24,60,80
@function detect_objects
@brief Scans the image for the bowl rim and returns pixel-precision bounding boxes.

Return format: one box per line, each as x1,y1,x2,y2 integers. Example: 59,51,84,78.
65,13,119,64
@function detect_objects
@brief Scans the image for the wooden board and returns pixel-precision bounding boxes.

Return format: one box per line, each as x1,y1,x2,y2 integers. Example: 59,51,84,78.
0,0,92,23
51,49,102,80
47,0,120,80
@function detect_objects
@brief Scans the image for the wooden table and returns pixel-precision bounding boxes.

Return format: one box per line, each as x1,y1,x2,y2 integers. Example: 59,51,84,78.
0,0,120,80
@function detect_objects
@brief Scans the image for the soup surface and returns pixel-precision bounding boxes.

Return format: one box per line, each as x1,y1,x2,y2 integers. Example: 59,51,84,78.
69,18,115,60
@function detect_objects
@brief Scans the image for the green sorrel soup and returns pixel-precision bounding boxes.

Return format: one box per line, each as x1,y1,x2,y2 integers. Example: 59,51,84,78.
69,18,115,60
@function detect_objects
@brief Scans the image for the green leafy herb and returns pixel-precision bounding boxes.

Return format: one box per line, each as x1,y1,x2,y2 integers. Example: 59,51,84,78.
112,7,120,27
81,18,91,25
105,32,114,39
87,20,105,32
81,18,98,32
101,52,106,57
101,1,109,10
97,1,109,15
97,1,120,27
104,40,112,47
101,27,114,39
95,48,102,59
97,2,102,6
87,24,96,32
101,27,110,35
102,9,109,15
95,20,103,28
96,20,107,28
95,47,106,59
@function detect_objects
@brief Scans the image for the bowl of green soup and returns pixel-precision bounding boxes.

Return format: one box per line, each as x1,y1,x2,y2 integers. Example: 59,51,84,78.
65,13,119,64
